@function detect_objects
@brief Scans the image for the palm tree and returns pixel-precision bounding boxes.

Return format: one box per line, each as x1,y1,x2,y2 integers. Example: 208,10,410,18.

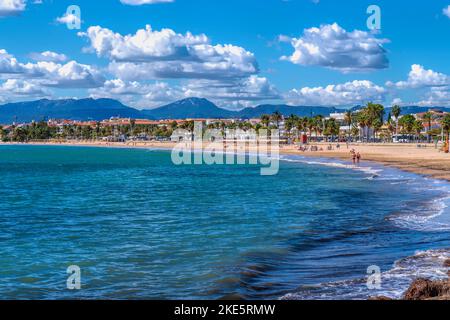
307,117,315,142
260,114,270,128
357,112,369,142
441,114,450,153
284,115,298,141
314,115,324,140
271,111,283,129
295,118,304,141
344,111,353,141
423,112,433,143
413,120,424,142
392,105,401,138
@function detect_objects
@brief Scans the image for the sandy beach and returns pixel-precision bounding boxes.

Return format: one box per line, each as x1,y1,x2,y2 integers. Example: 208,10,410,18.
3,141,450,181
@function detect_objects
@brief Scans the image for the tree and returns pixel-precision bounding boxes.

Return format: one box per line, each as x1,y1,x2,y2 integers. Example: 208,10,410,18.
284,115,298,140
271,111,283,129
0,126,6,141
398,114,416,138
413,120,423,141
372,118,383,139
392,105,401,137
442,114,450,152
344,111,353,141
423,112,433,143
260,114,270,128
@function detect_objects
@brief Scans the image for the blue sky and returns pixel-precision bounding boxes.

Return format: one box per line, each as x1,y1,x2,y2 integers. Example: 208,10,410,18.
0,0,450,109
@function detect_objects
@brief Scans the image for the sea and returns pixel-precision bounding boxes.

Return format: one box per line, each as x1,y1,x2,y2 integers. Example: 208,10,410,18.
0,145,449,300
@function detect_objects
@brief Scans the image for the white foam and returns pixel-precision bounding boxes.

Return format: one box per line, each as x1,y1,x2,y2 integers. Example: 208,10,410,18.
279,156,382,177
280,248,450,300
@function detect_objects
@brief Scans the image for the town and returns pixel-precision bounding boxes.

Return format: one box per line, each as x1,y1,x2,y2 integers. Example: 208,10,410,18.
1,104,450,150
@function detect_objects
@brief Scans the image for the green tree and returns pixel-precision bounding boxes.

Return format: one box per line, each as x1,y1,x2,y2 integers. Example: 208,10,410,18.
344,111,353,141
271,111,283,129
441,114,450,151
423,112,433,143
260,114,270,128
399,114,416,137
392,105,402,137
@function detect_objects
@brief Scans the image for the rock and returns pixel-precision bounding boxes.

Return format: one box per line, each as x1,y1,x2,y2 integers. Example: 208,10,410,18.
444,259,450,268
403,278,450,300
368,296,393,300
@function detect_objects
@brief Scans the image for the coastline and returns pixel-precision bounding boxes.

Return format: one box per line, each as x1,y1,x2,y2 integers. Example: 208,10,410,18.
3,141,450,182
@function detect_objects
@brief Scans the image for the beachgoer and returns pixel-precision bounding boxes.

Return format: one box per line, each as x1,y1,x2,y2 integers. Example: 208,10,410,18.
356,152,361,164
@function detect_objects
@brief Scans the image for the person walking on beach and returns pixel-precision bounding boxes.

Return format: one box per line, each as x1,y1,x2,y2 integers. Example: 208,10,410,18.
351,149,356,164
356,152,361,165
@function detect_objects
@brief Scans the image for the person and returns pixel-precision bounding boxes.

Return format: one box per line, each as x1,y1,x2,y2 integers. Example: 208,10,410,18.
356,152,361,164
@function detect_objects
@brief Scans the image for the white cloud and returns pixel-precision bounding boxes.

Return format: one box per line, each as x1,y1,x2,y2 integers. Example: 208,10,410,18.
183,76,280,104
89,75,279,109
417,87,450,107
120,0,174,5
281,23,389,73
29,51,68,63
0,79,50,103
89,79,183,109
284,80,386,106
22,60,105,88
80,25,258,80
443,5,450,18
0,0,26,17
0,49,24,73
0,49,104,89
386,64,450,89
55,13,81,26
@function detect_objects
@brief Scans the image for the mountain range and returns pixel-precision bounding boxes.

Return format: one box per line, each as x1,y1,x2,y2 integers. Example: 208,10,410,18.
0,97,448,124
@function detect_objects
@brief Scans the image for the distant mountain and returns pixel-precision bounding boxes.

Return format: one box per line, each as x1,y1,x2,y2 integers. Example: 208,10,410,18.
236,104,339,119
384,106,450,117
142,98,235,120
0,98,144,123
1,97,450,125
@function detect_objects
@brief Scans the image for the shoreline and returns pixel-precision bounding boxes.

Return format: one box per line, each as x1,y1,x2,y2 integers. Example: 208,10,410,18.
3,141,450,182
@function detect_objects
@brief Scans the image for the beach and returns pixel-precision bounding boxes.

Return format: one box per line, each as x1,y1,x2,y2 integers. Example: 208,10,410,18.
5,141,450,182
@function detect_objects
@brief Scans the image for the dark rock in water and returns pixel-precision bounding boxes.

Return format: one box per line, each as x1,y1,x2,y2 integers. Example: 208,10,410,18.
218,294,245,300
403,279,450,300
444,259,450,268
368,296,393,300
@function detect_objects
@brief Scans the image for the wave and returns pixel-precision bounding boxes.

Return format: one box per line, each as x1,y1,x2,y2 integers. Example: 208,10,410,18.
279,155,382,177
281,248,450,300
280,154,450,232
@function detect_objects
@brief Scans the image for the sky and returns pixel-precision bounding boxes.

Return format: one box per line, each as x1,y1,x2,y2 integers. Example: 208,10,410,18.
0,0,450,110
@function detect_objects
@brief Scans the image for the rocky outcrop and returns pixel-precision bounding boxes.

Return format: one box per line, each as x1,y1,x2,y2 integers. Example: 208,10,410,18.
403,279,450,300
444,259,450,268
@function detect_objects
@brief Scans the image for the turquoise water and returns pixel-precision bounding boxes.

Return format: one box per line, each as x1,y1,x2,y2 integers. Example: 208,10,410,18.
0,145,449,300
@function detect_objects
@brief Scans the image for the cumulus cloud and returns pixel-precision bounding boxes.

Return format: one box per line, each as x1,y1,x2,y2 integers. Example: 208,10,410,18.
0,0,26,17
0,49,104,88
89,79,183,109
79,25,258,80
0,79,51,103
55,12,81,26
120,0,174,5
184,76,280,104
29,51,68,63
386,64,450,89
0,49,24,73
281,23,389,73
417,87,450,107
284,80,386,106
